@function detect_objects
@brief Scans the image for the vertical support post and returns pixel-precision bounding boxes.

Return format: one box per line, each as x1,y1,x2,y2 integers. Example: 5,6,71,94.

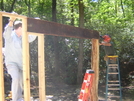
22,17,31,101
0,13,5,101
90,39,99,101
38,35,46,100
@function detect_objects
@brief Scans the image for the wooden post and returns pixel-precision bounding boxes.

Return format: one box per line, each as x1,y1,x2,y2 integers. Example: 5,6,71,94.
38,35,46,100
22,18,31,101
0,13,5,101
91,39,99,101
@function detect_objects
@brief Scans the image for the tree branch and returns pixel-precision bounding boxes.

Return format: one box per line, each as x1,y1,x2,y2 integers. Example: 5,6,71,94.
9,0,17,12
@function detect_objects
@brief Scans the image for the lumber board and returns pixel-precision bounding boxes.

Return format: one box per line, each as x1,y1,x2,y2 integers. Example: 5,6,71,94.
0,12,5,101
22,18,31,101
27,18,99,39
38,35,46,100
91,39,99,101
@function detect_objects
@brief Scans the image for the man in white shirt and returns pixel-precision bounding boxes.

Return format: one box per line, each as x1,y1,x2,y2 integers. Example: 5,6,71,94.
3,17,37,101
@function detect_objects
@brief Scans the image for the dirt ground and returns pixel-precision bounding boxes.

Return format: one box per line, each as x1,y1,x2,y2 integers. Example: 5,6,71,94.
44,71,134,101
4,70,134,101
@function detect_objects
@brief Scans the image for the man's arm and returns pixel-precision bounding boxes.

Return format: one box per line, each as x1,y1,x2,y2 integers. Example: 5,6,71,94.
28,35,37,43
3,17,16,39
100,41,112,46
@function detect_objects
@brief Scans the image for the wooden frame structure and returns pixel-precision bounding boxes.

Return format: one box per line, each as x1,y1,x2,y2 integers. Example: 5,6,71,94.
0,12,99,101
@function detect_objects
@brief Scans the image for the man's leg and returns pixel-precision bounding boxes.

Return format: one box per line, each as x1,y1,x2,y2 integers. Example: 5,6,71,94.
7,65,23,101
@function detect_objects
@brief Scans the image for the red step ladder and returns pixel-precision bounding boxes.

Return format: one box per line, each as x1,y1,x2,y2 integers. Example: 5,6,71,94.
78,69,94,101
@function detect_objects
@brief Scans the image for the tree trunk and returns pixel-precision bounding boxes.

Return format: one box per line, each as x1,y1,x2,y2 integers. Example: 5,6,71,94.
120,0,125,17
52,0,60,75
9,0,16,12
25,0,31,17
77,0,84,84
52,0,57,22
70,0,74,26
0,0,4,11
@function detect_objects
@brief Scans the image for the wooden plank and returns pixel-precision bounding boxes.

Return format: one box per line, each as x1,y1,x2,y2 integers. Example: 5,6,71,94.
27,32,41,36
108,95,120,98
108,80,119,82
108,84,120,86
38,35,46,101
0,11,26,19
108,88,120,90
108,64,118,67
27,18,99,39
0,12,5,101
90,39,99,101
108,72,118,74
22,18,31,101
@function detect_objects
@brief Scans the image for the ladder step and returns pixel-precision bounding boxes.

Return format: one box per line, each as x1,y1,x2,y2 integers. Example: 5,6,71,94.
108,88,120,90
107,95,120,98
107,55,118,58
108,66,118,69
108,64,118,67
108,84,120,86
108,80,119,82
108,72,118,74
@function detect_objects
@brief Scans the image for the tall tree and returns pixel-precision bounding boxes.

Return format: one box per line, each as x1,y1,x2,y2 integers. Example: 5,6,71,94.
70,0,74,26
0,0,16,12
77,0,84,84
120,0,125,17
52,0,60,75
8,0,16,12
0,0,4,11
25,0,31,17
52,0,57,22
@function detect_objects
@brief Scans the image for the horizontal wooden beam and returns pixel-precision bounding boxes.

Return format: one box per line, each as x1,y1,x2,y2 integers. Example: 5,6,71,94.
27,18,99,39
0,11,26,19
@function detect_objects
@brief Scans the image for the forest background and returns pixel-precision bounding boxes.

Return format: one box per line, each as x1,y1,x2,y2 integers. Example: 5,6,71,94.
1,0,134,100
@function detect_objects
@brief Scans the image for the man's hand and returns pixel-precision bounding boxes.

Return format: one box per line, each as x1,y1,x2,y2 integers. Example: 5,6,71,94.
8,12,18,26
99,43,102,45
10,12,18,21
100,41,111,46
